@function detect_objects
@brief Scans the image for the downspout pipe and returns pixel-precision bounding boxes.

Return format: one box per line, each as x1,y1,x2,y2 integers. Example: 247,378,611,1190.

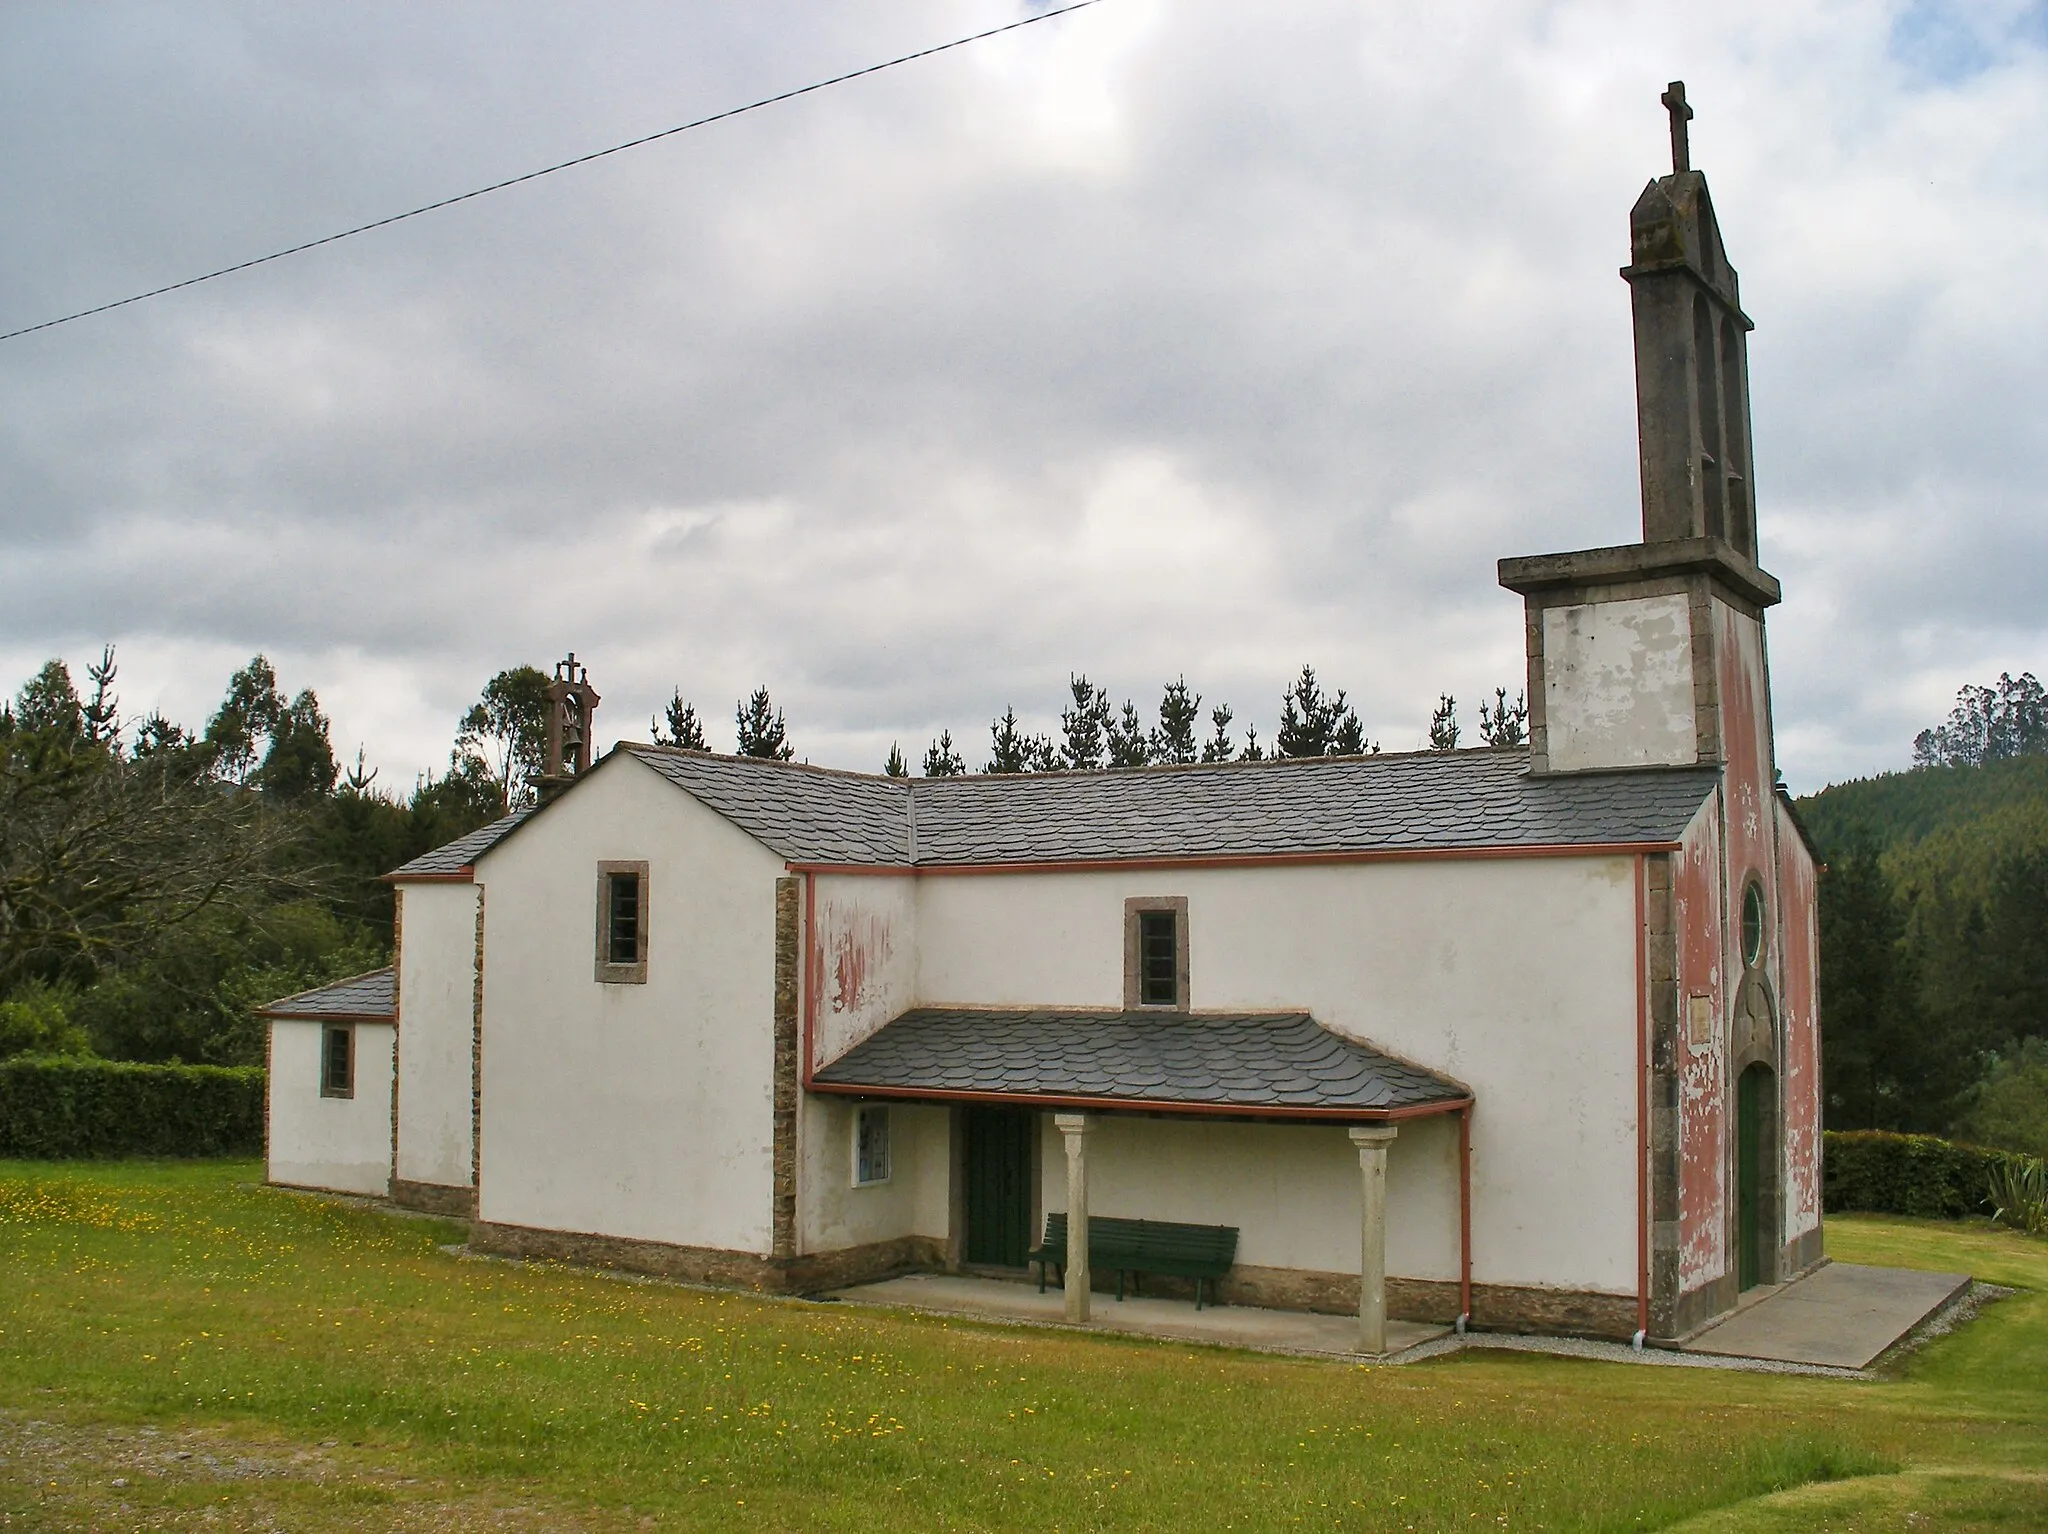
1457,1105,1473,1334
1634,852,1651,1350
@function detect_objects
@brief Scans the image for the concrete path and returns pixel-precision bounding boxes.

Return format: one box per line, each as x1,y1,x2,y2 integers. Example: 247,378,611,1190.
1684,1262,1971,1369
830,1272,1449,1360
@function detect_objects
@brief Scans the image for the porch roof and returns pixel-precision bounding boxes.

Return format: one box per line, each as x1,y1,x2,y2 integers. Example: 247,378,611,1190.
810,1008,1470,1120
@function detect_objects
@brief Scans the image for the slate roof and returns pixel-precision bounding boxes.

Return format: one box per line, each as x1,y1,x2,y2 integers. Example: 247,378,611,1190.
812,1008,1470,1118
614,744,1716,868
386,810,530,880
257,967,395,1022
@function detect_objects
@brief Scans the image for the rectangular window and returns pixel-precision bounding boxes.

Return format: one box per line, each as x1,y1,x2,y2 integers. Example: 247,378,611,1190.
1123,896,1189,1010
594,860,649,984
321,1024,354,1098
853,1105,891,1186
1139,910,1178,1005
607,872,640,964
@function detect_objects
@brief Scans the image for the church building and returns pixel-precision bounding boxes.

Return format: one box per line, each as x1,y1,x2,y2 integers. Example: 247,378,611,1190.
261,87,1821,1350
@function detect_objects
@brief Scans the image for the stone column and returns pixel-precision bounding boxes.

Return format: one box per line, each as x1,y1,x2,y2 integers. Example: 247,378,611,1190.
1055,1113,1092,1324
1349,1125,1399,1355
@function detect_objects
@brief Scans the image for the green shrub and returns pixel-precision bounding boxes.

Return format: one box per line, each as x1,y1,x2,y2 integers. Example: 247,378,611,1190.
0,1056,264,1158
0,980,90,1059
1988,1155,2048,1236
1822,1129,2030,1219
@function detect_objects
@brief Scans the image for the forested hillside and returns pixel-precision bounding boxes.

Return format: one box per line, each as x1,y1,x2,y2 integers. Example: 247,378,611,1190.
1799,673,2048,1157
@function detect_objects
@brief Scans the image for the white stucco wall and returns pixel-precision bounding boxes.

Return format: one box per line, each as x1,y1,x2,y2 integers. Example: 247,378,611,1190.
473,753,786,1253
1038,1112,1461,1279
266,1020,394,1195
797,1097,950,1252
916,855,1640,1293
1544,594,1697,771
393,882,478,1190
810,874,918,1067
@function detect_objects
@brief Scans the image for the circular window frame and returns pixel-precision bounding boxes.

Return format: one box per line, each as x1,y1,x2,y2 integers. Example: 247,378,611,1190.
1740,878,1767,969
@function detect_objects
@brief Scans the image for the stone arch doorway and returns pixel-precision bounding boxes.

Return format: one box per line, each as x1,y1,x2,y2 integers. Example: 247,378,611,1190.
1735,1060,1777,1291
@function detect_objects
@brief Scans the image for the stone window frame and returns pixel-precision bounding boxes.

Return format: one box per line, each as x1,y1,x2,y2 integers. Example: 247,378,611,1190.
852,1104,892,1188
320,1023,354,1099
594,860,650,985
1122,895,1190,1012
1739,874,1768,970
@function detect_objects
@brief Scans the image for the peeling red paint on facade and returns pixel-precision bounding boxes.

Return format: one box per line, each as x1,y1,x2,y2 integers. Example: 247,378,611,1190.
1777,800,1822,1233
829,910,892,1015
1675,797,1727,1292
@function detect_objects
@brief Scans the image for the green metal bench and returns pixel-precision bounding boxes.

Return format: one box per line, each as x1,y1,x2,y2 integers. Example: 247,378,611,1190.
1027,1213,1239,1310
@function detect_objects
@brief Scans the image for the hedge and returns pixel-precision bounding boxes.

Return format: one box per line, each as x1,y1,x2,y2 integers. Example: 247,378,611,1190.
0,1056,265,1159
1823,1129,2032,1219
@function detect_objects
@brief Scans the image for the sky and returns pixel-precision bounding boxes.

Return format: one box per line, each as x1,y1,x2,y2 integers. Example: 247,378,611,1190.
3,1,2045,796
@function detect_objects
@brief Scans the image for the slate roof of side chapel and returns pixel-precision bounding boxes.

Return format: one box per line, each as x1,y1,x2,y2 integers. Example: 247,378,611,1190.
256,967,395,1022
386,809,531,879
811,1008,1470,1117
616,743,1719,867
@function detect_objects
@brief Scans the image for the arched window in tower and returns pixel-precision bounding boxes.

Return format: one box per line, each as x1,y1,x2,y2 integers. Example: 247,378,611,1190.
1720,315,1753,559
1692,293,1725,541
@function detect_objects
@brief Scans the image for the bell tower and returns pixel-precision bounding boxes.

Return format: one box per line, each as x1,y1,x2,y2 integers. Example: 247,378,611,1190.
537,653,601,802
1625,82,1758,559
1499,83,1780,779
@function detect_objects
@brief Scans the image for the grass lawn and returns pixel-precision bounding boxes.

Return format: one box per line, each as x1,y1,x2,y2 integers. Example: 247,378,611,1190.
0,1162,2042,1531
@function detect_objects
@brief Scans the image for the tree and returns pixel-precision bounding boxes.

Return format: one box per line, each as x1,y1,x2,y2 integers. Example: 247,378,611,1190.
1107,700,1151,769
1240,725,1266,763
653,691,708,751
884,743,909,777
1817,841,1971,1133
1428,694,1460,751
1060,675,1112,771
922,731,965,777
1275,666,1372,758
1479,688,1528,749
0,668,296,996
1152,679,1202,765
1201,705,1237,764
81,647,120,747
735,687,795,761
203,656,285,785
1914,672,2048,768
984,707,1058,773
455,666,551,810
254,689,338,802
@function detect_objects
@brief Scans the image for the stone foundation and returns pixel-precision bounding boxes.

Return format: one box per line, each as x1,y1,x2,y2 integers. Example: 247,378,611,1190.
468,1220,942,1294
391,1179,477,1219
1040,1261,1638,1340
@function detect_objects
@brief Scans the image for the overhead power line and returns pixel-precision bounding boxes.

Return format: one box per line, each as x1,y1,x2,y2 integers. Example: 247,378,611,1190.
1,0,1107,345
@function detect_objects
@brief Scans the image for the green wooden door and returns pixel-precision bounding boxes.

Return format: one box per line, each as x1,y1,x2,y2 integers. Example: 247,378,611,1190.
964,1108,1033,1267
1737,1064,1767,1290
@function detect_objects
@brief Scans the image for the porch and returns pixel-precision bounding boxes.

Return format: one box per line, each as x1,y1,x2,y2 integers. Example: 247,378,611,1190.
830,1270,1453,1359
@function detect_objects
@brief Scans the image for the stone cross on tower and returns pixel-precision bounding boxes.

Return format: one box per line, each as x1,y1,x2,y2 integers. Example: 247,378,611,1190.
1662,80,1693,174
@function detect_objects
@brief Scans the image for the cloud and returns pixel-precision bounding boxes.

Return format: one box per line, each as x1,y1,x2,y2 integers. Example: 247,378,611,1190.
2,0,2044,793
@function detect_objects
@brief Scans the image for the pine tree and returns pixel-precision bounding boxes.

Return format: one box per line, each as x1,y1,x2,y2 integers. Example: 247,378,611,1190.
922,731,965,777
1478,688,1528,749
1201,704,1237,764
983,707,1032,774
1240,725,1265,762
884,743,908,777
653,690,707,751
82,647,120,747
1060,675,1112,771
1108,700,1151,768
1428,694,1460,750
734,687,794,761
1275,665,1375,758
1152,678,1202,765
